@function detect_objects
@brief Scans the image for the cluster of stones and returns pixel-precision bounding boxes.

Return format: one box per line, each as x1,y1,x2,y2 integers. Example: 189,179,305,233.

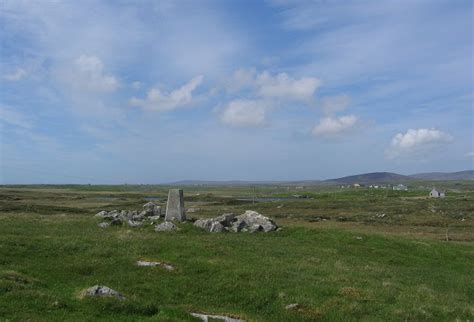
193,210,278,233
95,189,186,232
95,201,162,228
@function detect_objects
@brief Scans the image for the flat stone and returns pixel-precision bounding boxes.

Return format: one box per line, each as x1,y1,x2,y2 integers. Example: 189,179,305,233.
154,221,178,232
98,222,110,228
136,260,175,271
127,220,143,227
165,189,186,222
80,285,125,300
285,303,300,310
190,312,245,322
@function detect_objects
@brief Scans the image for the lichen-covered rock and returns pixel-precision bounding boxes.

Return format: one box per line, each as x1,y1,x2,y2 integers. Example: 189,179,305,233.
80,285,125,300
209,221,225,233
236,210,277,232
143,202,162,217
194,218,213,230
214,213,236,226
154,221,178,232
194,210,277,233
229,218,247,232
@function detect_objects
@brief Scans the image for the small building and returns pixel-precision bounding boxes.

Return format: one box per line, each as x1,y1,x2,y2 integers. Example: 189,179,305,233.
353,183,361,188
430,188,446,198
393,184,408,191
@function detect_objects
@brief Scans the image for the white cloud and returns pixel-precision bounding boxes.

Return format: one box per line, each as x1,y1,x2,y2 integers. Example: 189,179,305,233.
225,68,321,102
3,68,27,81
466,152,474,158
130,75,203,112
321,94,350,114
312,115,359,137
72,55,119,92
220,99,266,127
0,105,32,128
132,81,142,89
225,68,256,93
256,71,321,101
388,128,452,157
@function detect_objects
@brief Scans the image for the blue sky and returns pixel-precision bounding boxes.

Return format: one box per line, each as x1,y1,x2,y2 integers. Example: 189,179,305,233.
0,0,472,184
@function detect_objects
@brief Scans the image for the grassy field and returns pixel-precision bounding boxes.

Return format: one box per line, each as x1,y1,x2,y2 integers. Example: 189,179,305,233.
0,184,473,321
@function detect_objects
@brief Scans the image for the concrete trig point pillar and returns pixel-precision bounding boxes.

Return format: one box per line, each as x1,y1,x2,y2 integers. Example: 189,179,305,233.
165,189,186,222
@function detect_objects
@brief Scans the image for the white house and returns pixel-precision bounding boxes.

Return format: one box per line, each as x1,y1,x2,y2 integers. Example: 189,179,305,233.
430,188,446,198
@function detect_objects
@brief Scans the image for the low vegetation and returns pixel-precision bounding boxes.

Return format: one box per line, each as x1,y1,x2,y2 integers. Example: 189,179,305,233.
0,184,473,320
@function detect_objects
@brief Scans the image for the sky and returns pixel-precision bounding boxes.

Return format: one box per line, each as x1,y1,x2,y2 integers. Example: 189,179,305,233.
0,0,473,184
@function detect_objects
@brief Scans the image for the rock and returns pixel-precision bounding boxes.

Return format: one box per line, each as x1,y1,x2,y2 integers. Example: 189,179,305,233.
136,260,175,271
148,215,161,221
235,210,277,232
98,222,110,228
165,189,186,222
143,202,162,217
193,219,225,233
214,213,236,226
190,312,245,322
194,218,213,230
186,207,200,213
127,220,143,227
95,210,108,218
230,219,247,232
285,303,300,310
209,221,225,233
80,285,125,300
132,213,145,221
155,221,178,232
110,218,123,226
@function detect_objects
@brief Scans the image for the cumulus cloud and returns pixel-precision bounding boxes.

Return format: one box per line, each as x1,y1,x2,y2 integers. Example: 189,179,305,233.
130,75,203,112
219,68,322,128
58,55,119,92
256,71,321,100
225,68,257,93
225,68,321,101
3,68,27,81
388,128,452,158
220,99,266,127
312,115,359,137
321,94,350,114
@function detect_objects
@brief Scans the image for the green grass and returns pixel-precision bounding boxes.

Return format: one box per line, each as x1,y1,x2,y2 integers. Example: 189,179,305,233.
0,185,473,321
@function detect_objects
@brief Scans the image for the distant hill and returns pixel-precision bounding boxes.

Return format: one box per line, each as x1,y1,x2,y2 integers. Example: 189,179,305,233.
326,172,413,184
166,170,473,185
410,170,474,181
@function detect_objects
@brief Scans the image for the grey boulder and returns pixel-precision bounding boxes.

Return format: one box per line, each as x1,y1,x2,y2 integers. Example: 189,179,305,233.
80,285,125,300
235,210,277,232
154,221,178,232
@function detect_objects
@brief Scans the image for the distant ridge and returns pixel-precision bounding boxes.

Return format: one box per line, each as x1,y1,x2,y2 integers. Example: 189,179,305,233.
325,172,413,184
410,170,474,181
166,170,473,185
